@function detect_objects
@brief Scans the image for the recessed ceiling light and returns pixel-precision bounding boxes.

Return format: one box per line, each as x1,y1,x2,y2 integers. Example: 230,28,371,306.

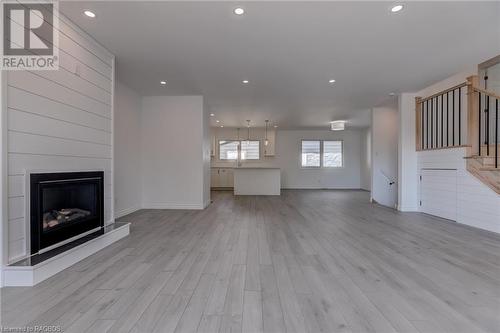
220,125,224,128
391,4,404,13
216,120,220,123
210,113,215,117
389,92,396,96
160,81,166,85
329,79,336,83
84,10,96,18
242,80,249,84
274,125,278,128
234,7,245,15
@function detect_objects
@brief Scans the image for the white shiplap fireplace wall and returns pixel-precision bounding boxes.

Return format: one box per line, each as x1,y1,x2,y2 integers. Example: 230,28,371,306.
4,15,115,263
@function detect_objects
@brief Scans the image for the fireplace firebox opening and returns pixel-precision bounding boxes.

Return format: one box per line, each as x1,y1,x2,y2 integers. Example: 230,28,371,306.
30,171,104,254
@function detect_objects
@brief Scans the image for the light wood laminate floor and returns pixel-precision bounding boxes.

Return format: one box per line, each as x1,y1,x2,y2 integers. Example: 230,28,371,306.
2,190,500,333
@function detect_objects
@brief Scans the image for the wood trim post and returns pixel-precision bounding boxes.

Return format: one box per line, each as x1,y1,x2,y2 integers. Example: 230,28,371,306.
415,97,422,151
467,75,479,156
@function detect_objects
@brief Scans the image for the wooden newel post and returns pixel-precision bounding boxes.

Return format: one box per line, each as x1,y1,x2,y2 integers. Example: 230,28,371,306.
467,75,479,156
415,97,422,151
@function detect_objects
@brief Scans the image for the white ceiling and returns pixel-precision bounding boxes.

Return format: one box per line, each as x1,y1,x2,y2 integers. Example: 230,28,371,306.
60,1,500,129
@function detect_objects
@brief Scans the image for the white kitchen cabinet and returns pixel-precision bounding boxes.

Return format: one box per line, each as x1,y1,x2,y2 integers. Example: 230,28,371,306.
211,168,220,187
263,129,276,156
210,168,234,188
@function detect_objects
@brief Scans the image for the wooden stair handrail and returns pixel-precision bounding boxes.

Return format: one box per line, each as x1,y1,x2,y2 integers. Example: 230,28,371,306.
471,86,500,100
416,82,468,104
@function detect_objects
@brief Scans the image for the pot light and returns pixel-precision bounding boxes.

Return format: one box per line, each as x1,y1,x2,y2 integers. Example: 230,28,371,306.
330,120,346,131
234,7,245,15
210,113,215,117
216,120,220,123
160,81,167,85
84,10,96,18
242,80,249,84
220,125,224,128
274,125,278,128
328,79,336,83
391,4,404,13
389,92,396,96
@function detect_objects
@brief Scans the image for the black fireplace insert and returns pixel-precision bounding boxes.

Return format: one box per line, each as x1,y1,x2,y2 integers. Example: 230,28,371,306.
30,171,104,254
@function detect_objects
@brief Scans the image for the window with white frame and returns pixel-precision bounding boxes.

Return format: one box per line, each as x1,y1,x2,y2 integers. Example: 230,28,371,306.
323,141,343,167
240,141,260,160
219,140,260,160
301,140,343,167
301,140,321,167
219,140,239,160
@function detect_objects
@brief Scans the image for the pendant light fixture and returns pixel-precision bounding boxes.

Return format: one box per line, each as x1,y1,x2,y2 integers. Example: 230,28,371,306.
264,120,269,146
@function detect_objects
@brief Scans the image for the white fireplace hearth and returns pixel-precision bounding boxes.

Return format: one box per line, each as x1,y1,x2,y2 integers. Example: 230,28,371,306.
3,222,130,286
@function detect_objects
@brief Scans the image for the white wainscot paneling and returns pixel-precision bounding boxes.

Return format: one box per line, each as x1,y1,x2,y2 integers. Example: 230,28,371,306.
418,148,500,233
420,169,457,221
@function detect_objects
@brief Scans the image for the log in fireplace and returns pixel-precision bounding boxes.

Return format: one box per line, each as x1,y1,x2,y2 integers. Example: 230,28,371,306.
30,171,104,254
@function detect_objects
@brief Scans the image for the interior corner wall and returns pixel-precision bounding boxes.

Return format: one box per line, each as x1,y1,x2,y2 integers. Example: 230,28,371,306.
360,127,371,191
371,106,398,208
398,93,419,211
114,81,142,218
140,96,206,209
202,104,211,207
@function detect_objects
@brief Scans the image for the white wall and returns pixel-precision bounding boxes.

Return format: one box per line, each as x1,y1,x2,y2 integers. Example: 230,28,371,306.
202,103,211,207
141,96,208,209
360,128,371,191
398,93,419,211
212,128,364,189
3,17,114,263
114,82,141,218
371,106,398,208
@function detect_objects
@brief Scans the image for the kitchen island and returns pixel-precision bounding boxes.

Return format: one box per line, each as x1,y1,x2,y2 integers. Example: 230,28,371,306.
233,167,281,195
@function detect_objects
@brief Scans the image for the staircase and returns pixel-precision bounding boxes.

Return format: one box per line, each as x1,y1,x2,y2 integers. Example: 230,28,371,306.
465,76,500,194
465,151,500,194
415,74,500,195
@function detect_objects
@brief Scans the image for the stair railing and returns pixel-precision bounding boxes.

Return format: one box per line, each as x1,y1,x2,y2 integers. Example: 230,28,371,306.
415,83,467,151
467,75,500,168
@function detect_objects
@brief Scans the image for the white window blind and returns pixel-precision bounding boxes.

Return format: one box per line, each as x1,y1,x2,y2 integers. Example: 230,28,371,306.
219,141,239,160
323,141,343,167
301,141,320,167
241,141,260,160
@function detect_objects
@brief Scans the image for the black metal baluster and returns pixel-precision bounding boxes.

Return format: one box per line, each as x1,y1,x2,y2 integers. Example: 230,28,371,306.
496,99,498,168
441,94,444,148
446,92,449,147
458,87,461,146
479,92,482,156
486,95,490,156
435,97,438,148
422,100,425,149
426,99,429,149
452,90,455,146
431,98,434,148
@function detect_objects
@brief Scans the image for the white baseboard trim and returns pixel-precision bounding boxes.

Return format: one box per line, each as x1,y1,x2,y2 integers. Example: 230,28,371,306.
115,205,141,219
3,223,130,287
142,202,205,210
